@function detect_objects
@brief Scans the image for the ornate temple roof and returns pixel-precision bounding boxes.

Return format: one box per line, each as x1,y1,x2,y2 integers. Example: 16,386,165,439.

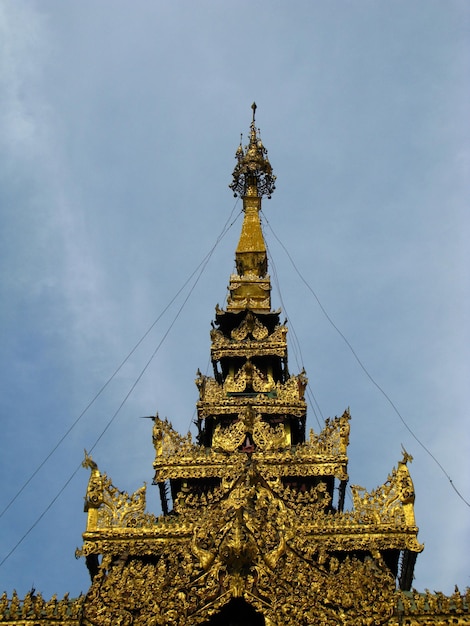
1,106,468,626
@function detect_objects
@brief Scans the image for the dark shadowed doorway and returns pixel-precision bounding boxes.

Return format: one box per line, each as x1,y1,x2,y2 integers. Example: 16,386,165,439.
202,598,265,626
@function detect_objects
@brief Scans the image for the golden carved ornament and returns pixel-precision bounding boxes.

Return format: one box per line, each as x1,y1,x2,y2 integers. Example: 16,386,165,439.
211,418,247,452
304,408,350,457
392,587,470,624
2,588,468,626
152,415,193,458
212,407,288,453
82,453,156,532
230,311,269,341
196,371,307,406
224,360,275,394
229,102,276,199
351,449,419,528
210,323,288,360
0,591,84,624
152,412,351,484
226,294,271,313
77,465,425,626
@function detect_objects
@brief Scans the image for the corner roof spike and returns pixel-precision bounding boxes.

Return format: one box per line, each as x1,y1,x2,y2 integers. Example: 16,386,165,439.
229,103,276,199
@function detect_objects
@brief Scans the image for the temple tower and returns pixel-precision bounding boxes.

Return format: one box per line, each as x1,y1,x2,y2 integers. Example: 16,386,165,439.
71,106,426,626
1,104,469,626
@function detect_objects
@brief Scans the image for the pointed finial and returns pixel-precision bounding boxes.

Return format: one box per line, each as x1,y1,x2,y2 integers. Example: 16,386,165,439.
251,102,257,123
229,104,276,199
400,445,413,465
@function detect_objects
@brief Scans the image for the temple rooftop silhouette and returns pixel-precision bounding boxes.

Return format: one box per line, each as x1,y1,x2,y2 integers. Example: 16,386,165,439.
1,105,468,626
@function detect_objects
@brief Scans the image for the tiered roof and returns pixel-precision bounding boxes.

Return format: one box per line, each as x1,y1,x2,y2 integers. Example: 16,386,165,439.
1,106,468,626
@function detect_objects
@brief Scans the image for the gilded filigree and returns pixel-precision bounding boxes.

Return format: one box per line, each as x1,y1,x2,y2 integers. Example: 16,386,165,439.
298,408,351,457
76,448,429,626
152,415,194,458
83,454,156,531
226,293,271,312
229,102,276,199
83,451,104,510
351,452,418,528
79,486,406,626
230,311,269,340
197,371,307,407
2,586,467,626
185,466,292,603
212,421,247,453
0,592,84,624
252,418,287,451
212,408,288,453
210,322,288,360
153,410,354,485
224,361,275,393
393,587,470,625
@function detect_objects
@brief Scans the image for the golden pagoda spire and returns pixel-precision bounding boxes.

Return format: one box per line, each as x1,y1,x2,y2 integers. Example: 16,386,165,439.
227,104,276,312
66,104,433,626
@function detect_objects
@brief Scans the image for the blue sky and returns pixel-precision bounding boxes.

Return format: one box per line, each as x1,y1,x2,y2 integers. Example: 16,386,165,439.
0,0,469,598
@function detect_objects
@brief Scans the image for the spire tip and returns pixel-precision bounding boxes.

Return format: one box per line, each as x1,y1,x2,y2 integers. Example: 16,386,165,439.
229,104,276,199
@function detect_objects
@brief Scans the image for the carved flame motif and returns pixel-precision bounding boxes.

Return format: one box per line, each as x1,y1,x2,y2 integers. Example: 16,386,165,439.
212,419,247,452
212,408,288,453
82,454,156,530
224,360,275,394
351,455,418,527
230,312,269,341
152,416,193,458
197,372,307,408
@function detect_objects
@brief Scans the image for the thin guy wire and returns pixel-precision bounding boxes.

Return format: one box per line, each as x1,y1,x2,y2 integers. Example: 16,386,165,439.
0,216,236,522
0,463,83,569
0,204,242,566
263,222,323,430
264,218,470,509
0,258,205,521
269,251,323,429
87,205,242,456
